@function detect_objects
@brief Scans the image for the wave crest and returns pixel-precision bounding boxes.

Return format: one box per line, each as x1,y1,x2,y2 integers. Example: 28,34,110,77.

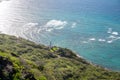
17,20,68,40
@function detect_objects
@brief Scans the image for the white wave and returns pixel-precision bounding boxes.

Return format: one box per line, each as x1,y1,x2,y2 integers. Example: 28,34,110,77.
98,39,106,42
18,20,68,39
71,22,77,28
45,20,67,28
43,20,67,32
107,28,112,33
18,23,39,39
22,23,39,34
107,28,119,35
112,37,120,41
42,20,68,32
111,32,119,35
106,35,120,43
23,20,67,33
108,35,116,39
107,40,113,43
89,38,96,41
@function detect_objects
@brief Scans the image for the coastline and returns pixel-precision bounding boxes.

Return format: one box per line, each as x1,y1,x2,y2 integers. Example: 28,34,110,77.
1,33,119,72
76,53,111,71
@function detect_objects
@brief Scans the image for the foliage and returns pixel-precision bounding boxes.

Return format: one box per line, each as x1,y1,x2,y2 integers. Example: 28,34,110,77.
0,34,120,80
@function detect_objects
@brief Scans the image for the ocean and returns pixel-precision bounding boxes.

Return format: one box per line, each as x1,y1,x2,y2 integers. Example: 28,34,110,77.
0,0,120,71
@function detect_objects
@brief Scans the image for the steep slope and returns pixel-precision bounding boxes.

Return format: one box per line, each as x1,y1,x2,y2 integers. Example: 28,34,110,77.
0,34,120,80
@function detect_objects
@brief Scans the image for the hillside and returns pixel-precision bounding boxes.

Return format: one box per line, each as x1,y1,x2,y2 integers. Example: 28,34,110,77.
0,34,120,80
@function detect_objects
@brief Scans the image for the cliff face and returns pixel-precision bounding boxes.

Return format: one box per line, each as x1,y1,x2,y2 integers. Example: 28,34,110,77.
0,34,120,80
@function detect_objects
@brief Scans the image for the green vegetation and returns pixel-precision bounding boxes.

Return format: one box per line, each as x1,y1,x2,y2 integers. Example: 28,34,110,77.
0,34,120,80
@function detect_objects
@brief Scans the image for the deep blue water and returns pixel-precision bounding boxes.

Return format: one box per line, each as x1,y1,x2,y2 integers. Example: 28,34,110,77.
0,0,120,71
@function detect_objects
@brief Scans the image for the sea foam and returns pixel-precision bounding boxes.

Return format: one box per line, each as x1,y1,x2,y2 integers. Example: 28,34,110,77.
20,20,68,39
98,39,106,42
107,40,113,43
44,20,67,31
45,20,67,28
108,35,116,39
89,38,96,41
111,32,119,35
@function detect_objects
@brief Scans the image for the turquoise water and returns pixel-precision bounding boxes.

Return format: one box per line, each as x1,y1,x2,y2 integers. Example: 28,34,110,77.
0,0,120,71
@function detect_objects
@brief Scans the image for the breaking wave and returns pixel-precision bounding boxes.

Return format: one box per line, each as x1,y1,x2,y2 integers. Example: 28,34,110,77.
82,28,120,44
16,20,68,40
